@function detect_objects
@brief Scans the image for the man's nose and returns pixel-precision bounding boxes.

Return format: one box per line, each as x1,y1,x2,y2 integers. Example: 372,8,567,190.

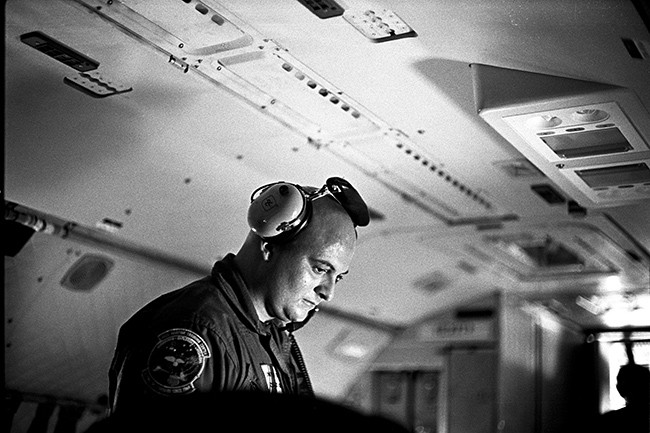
315,278,335,302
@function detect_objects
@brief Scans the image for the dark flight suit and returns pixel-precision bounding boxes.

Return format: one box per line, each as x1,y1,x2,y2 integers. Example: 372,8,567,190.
108,254,313,419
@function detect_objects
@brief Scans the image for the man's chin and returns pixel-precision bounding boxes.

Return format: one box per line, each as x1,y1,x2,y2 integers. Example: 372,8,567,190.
292,314,309,324
287,308,310,324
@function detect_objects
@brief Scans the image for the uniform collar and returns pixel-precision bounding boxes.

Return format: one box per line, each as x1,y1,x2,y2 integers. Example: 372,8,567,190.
211,254,277,335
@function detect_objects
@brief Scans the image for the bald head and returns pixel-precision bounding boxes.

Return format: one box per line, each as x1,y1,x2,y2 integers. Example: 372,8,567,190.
235,195,358,323
282,196,356,251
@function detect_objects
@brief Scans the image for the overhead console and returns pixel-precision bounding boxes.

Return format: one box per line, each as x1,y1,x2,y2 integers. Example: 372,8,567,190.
54,0,513,226
472,64,650,208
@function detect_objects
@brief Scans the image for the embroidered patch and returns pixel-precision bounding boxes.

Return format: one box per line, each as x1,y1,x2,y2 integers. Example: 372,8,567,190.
142,328,211,395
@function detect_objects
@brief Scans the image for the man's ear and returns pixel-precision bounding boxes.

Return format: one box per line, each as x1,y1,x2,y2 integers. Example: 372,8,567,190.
260,241,274,262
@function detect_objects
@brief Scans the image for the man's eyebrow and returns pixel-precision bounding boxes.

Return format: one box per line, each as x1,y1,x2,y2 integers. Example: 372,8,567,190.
313,258,349,275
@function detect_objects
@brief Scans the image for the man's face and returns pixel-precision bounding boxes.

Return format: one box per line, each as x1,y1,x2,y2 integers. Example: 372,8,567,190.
263,230,356,323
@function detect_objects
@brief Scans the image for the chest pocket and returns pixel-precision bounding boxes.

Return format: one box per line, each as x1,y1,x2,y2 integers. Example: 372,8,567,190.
243,363,265,392
233,326,292,393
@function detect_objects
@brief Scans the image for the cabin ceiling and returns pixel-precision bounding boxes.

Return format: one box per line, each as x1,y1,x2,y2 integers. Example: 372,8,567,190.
4,0,650,416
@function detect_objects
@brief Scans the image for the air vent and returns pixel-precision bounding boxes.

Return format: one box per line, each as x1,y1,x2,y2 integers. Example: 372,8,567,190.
531,184,566,205
20,31,99,72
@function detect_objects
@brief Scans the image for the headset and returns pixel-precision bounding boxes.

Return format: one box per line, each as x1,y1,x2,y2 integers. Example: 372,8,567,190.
247,177,369,243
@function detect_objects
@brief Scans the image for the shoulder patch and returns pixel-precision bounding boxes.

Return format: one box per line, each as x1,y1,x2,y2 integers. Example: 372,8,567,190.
142,328,211,395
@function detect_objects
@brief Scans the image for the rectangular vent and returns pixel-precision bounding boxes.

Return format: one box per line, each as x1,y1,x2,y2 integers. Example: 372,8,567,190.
531,184,566,204
20,31,99,72
297,0,344,19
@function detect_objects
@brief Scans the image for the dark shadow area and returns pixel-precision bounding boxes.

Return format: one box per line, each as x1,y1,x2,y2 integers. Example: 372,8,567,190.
412,58,478,119
90,391,410,433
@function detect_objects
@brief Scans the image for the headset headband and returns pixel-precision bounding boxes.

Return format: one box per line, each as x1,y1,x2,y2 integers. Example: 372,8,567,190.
247,177,369,242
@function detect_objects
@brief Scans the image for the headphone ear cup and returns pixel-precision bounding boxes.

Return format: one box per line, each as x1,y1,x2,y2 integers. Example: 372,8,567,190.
247,183,309,241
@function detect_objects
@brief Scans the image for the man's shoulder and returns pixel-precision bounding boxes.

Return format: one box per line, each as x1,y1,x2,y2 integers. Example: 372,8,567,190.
114,282,254,371
121,274,242,335
159,275,242,323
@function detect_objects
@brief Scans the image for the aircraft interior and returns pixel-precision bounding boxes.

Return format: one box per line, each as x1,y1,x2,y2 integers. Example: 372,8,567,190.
4,1,650,432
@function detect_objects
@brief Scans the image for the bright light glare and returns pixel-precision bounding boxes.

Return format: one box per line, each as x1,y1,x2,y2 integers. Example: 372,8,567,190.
602,308,648,328
600,275,622,292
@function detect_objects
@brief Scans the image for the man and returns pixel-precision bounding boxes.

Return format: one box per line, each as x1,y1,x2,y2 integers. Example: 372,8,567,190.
597,363,650,433
108,177,369,419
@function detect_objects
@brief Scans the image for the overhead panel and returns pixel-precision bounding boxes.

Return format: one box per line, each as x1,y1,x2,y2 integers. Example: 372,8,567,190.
473,63,650,208
65,0,514,226
412,213,650,293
